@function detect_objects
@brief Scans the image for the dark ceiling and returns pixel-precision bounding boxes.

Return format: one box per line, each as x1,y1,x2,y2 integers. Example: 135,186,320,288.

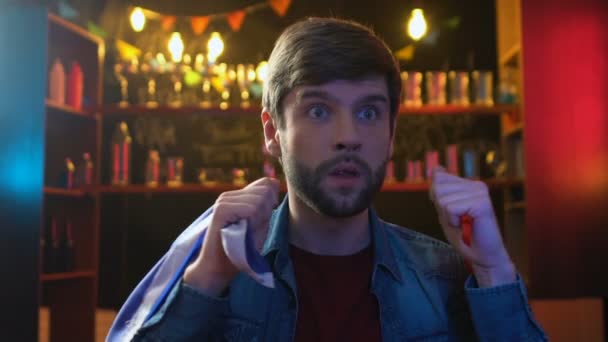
55,0,497,71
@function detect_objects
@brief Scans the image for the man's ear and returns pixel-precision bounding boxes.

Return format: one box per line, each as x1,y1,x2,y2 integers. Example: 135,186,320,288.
261,110,282,157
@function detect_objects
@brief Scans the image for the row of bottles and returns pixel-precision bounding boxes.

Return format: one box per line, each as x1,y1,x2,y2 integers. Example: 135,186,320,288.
49,58,84,109
41,216,75,274
62,153,94,188
113,54,267,109
385,143,506,183
110,121,282,187
111,120,506,187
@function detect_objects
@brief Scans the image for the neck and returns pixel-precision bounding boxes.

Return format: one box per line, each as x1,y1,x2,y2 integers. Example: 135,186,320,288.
287,191,371,256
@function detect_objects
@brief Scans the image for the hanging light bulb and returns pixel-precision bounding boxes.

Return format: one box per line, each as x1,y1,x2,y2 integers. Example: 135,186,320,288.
168,32,185,63
407,8,427,41
207,32,224,63
130,7,146,32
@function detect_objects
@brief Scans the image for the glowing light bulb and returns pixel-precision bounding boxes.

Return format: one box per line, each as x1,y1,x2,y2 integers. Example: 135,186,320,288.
156,53,166,65
168,32,184,63
207,32,224,63
130,7,145,32
407,8,427,41
256,61,268,83
247,64,256,82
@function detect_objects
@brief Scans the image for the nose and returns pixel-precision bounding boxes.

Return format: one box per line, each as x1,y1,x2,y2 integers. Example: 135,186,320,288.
333,112,362,153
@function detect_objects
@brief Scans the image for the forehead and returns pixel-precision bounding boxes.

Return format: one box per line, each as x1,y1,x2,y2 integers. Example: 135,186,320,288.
286,75,389,106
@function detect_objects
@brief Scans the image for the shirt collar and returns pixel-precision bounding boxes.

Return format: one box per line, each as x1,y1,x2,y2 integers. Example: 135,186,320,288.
261,195,403,284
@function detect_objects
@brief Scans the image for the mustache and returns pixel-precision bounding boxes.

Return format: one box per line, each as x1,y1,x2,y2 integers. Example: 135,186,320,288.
315,154,372,176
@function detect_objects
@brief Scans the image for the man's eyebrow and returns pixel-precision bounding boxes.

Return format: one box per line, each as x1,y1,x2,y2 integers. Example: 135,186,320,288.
296,90,335,103
355,94,389,105
297,91,388,103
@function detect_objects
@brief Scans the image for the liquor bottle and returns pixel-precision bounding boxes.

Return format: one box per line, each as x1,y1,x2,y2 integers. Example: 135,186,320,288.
445,144,459,175
75,152,94,187
67,61,84,109
111,122,132,185
64,158,75,189
385,160,396,183
145,149,160,187
62,220,75,272
49,58,66,104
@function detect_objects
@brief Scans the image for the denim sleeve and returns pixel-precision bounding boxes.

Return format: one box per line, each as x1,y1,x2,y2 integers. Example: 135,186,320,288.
464,275,548,341
132,279,230,341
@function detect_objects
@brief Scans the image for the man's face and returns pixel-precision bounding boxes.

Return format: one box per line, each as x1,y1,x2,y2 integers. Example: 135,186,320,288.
275,76,394,217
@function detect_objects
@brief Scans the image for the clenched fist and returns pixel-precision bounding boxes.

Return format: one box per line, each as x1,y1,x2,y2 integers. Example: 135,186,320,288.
430,167,516,287
184,177,281,296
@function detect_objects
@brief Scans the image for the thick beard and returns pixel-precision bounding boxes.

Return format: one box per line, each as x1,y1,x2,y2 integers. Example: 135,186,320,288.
282,152,387,218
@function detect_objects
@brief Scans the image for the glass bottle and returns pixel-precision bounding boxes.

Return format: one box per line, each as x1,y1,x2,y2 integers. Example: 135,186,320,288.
111,121,132,185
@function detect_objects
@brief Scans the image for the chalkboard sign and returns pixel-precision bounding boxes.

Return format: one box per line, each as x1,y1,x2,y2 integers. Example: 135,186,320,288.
102,112,268,185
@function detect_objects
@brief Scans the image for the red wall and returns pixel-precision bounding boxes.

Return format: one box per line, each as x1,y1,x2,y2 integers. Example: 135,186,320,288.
522,0,608,297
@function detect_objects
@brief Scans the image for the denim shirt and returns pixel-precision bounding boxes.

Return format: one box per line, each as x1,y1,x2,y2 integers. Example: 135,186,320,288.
134,197,547,341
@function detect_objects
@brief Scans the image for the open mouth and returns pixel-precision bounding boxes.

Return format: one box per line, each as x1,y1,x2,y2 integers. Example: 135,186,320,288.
328,164,361,178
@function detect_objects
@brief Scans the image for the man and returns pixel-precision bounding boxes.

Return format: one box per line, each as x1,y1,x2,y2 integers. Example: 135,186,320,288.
119,17,547,341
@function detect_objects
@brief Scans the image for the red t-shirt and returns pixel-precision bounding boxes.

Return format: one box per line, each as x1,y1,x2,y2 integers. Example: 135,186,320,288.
290,244,381,342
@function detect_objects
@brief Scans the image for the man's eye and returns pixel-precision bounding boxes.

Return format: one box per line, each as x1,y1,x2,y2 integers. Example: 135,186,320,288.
357,106,379,121
307,105,329,119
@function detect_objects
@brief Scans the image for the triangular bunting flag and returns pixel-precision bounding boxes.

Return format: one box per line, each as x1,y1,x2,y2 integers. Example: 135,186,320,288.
87,21,107,38
161,16,176,31
395,44,415,61
227,10,246,32
191,16,210,35
116,39,142,61
422,30,440,45
58,0,79,19
269,0,291,17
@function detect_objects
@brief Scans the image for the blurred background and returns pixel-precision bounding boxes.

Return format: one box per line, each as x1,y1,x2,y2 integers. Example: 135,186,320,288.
0,0,606,341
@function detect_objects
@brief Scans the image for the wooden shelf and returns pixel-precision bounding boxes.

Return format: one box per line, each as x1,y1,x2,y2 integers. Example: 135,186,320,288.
40,270,96,282
46,100,96,119
48,13,103,45
383,178,524,192
399,104,518,115
97,183,276,194
503,122,524,138
500,43,521,67
504,178,525,187
506,201,527,210
97,178,519,194
100,104,519,117
101,104,262,117
44,187,89,197
381,182,430,192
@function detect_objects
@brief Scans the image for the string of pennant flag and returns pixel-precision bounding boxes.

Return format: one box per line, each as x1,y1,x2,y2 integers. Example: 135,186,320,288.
138,0,291,34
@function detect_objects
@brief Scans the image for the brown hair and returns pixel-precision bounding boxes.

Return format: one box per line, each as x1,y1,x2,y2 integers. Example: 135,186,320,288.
262,17,401,132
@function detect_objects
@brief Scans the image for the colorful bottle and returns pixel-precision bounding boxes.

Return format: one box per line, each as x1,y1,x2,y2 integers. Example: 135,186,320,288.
446,145,459,175
49,58,66,104
111,122,132,185
67,61,84,109
65,158,75,189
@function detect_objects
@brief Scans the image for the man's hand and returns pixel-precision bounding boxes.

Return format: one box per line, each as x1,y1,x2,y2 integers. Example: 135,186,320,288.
183,177,280,296
430,167,516,288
